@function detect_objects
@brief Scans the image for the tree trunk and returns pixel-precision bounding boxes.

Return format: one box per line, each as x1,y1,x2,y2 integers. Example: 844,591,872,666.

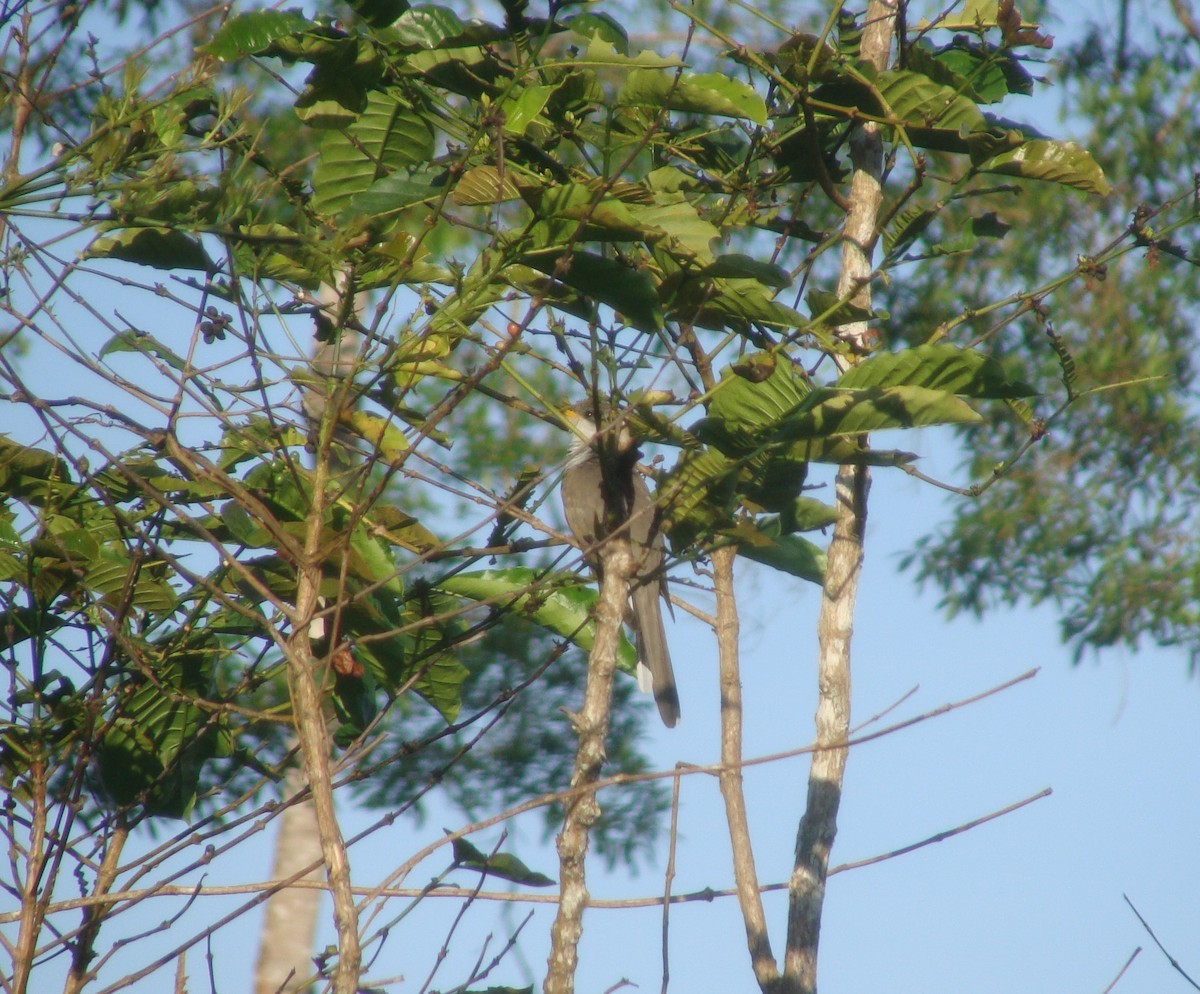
254,765,324,994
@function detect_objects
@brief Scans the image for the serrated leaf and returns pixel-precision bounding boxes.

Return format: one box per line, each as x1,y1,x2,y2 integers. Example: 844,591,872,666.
84,228,213,273
566,11,628,52
619,70,767,124
977,139,1110,195
836,343,1035,398
437,568,639,675
573,34,683,68
201,8,316,61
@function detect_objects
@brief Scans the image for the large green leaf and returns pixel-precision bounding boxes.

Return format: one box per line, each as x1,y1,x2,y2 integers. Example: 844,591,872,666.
619,70,767,124
438,568,639,675
707,353,811,433
523,250,663,332
312,90,436,217
976,139,1111,195
346,0,410,29
84,228,214,273
836,343,1036,398
0,437,73,503
201,9,317,62
97,638,231,819
732,521,826,585
781,385,983,439
384,5,505,51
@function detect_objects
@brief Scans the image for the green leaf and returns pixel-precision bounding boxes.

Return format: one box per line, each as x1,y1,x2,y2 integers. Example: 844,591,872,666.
571,33,683,68
806,288,878,325
498,83,558,135
0,608,68,651
637,201,720,262
99,329,189,371
698,254,791,289
346,169,442,216
707,353,811,434
97,638,228,819
437,568,639,675
523,250,663,332
84,228,214,273
312,90,435,216
293,36,384,124
976,139,1111,195
836,343,1036,398
201,8,316,61
365,504,441,554
0,436,73,502
732,521,826,584
452,165,522,206
680,279,806,331
781,385,983,439
451,835,555,887
929,39,1033,102
619,70,767,124
346,0,410,28
385,4,504,50
85,542,177,614
566,11,628,52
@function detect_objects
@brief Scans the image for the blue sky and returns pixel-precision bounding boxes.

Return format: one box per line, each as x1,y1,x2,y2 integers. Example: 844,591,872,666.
4,2,1199,992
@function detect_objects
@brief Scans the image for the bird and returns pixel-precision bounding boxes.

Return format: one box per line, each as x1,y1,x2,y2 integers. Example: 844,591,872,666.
559,401,681,727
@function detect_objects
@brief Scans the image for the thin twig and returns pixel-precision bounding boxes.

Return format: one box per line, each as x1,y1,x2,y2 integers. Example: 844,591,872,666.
1099,947,1141,994
1124,895,1200,990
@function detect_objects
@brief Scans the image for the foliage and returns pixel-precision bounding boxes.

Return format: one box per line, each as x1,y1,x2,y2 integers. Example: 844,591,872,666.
1,0,1180,990
891,13,1200,666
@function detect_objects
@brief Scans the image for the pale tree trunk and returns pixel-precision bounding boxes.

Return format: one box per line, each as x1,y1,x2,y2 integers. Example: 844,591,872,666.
782,5,895,993
254,764,324,994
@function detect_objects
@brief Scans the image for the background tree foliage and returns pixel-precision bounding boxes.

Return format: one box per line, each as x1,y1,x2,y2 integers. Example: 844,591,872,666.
895,8,1200,665
1,0,1195,992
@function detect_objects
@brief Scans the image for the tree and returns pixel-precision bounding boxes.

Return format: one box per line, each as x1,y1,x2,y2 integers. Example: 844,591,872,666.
2,0,1186,992
894,3,1200,667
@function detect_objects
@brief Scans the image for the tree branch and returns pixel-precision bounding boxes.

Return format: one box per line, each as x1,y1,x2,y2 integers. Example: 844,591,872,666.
288,446,361,993
784,4,894,990
544,535,632,994
714,545,780,989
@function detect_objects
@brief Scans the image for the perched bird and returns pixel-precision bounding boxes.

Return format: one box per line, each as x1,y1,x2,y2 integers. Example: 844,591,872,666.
560,402,680,727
